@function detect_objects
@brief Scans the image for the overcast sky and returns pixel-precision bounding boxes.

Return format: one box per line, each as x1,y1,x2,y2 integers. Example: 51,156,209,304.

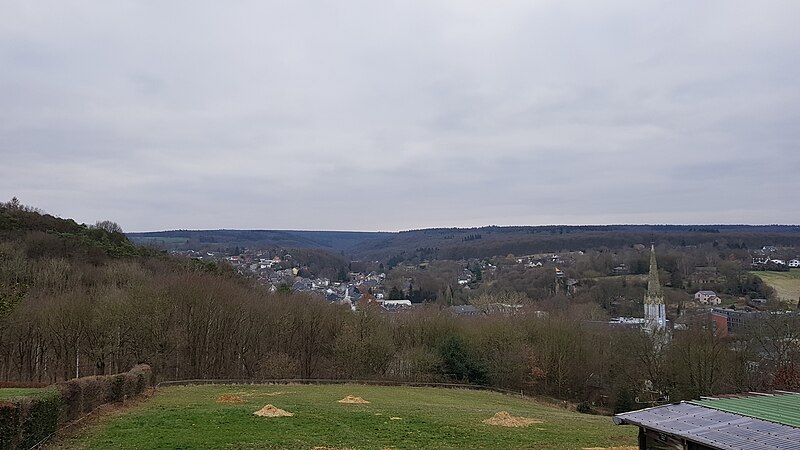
2,1,799,232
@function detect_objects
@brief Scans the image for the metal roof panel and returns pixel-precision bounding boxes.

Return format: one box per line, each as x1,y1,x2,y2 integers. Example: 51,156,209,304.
690,392,800,427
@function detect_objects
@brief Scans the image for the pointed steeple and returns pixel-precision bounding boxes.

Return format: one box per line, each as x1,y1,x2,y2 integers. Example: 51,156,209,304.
645,244,664,303
643,244,667,335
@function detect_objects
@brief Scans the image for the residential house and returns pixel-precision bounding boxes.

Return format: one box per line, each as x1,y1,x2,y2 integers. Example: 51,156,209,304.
457,269,474,286
381,299,412,310
694,290,721,305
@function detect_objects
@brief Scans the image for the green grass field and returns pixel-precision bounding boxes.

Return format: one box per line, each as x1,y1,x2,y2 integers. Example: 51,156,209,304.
0,387,45,400
752,270,800,304
51,384,636,450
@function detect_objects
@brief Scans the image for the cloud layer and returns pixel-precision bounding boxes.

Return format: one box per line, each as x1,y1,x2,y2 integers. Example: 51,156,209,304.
2,1,799,231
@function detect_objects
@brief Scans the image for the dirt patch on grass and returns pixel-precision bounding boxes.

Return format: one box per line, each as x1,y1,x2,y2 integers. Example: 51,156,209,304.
337,395,370,404
253,404,294,417
389,417,402,420
216,394,246,403
483,411,543,427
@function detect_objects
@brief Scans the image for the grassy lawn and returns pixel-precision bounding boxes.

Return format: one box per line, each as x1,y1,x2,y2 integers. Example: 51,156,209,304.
50,384,636,450
751,270,800,304
0,387,45,400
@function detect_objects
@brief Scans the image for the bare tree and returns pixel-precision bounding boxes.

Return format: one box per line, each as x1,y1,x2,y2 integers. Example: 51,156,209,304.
94,220,124,234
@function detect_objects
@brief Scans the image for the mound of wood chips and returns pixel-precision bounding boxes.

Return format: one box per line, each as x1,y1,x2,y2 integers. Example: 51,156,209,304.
253,404,294,417
482,411,543,427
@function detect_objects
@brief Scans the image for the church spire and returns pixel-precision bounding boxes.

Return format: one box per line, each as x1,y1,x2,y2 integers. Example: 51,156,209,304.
646,244,663,303
643,244,667,334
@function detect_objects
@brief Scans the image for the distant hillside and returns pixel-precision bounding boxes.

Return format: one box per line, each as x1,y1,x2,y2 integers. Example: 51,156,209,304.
129,224,800,261
128,229,392,254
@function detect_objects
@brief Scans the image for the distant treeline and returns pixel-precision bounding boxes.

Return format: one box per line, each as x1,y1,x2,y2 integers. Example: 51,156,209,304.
129,225,800,262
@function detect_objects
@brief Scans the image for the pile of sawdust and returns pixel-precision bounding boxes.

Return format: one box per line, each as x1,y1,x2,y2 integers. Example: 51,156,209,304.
338,395,370,404
253,404,294,417
583,447,637,450
482,411,543,427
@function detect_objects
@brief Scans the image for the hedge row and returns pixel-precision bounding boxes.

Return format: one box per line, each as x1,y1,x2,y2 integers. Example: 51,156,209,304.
0,364,151,450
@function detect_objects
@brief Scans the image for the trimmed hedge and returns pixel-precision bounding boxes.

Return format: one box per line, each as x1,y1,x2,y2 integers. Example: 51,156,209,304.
17,390,60,448
0,364,151,450
0,389,59,450
56,364,151,421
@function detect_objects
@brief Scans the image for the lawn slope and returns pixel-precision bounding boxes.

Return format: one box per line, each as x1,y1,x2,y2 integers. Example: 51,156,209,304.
752,270,800,304
51,384,636,450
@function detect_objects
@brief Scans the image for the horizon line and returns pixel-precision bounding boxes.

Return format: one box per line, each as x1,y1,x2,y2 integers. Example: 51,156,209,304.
126,223,800,234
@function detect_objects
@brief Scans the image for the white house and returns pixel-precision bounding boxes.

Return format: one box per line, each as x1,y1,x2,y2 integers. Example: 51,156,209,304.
789,259,800,268
380,299,411,309
694,290,721,305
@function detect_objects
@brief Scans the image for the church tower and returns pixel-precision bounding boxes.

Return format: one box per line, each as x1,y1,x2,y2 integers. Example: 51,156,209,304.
644,244,667,333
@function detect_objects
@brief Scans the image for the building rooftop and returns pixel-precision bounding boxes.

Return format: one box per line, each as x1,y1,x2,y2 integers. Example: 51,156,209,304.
614,392,800,450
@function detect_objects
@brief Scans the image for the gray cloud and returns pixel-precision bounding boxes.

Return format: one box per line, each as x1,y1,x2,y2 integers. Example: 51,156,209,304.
1,1,799,231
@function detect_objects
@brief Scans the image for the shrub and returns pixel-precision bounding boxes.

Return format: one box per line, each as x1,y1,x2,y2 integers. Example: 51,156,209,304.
55,380,82,422
18,390,60,448
0,402,19,450
0,389,60,450
108,374,126,403
78,377,110,414
576,401,593,414
613,388,635,414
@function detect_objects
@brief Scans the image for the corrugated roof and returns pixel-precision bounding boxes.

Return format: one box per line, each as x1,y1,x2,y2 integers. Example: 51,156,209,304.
614,402,800,450
691,392,800,428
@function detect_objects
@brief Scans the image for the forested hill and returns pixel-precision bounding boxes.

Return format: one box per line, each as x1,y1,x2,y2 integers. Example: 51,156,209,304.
0,200,147,260
129,225,800,260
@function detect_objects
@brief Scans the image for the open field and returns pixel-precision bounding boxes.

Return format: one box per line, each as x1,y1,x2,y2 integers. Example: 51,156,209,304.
50,384,636,450
751,270,800,304
0,387,45,400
